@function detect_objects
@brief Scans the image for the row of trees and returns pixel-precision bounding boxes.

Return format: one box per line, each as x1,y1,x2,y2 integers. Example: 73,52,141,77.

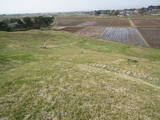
148,5,160,9
94,5,160,16
94,10,120,16
0,16,55,31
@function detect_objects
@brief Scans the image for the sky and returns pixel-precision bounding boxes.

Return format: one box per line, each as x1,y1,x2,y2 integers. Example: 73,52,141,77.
0,0,160,14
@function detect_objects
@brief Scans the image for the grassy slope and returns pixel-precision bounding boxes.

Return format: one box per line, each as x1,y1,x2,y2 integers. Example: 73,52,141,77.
0,30,160,120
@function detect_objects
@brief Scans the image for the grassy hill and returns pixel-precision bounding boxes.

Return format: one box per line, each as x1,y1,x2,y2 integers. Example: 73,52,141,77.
0,30,160,120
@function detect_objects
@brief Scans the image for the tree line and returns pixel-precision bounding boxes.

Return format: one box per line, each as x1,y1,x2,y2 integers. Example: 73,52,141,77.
94,5,160,16
0,16,55,31
94,10,120,16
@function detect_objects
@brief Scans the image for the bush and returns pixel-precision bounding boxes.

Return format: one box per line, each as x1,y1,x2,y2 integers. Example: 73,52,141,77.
0,16,55,31
33,16,54,28
0,20,10,31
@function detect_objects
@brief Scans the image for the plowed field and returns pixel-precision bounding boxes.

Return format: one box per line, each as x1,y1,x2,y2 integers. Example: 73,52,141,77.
60,27,84,33
139,28,160,48
132,19,160,27
93,20,130,27
100,27,149,46
57,21,84,26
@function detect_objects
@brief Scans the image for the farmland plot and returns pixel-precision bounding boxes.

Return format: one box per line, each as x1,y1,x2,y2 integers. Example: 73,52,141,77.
60,27,84,33
100,27,149,46
56,16,95,26
56,21,84,26
56,16,95,21
77,21,97,27
132,19,160,27
57,19,130,27
94,20,130,27
139,28,160,48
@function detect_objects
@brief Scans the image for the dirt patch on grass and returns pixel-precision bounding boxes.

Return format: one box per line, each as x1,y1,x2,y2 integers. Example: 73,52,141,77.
76,26,105,37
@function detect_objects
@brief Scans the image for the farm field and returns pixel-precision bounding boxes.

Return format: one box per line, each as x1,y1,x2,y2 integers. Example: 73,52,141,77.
94,19,130,27
100,27,149,47
56,21,85,26
56,16,95,26
56,15,160,48
77,21,97,27
57,18,131,27
0,30,160,119
132,19,160,27
139,28,160,48
58,27,84,33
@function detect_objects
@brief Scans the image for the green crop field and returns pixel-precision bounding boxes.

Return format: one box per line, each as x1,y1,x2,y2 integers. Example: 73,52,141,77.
0,30,160,120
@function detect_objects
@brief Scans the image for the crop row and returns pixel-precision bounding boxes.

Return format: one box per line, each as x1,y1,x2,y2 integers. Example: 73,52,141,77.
100,27,148,47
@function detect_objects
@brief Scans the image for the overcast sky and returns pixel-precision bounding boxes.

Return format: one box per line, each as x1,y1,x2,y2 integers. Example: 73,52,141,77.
0,0,160,14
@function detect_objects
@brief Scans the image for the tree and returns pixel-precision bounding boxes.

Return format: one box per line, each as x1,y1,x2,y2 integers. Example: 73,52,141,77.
114,10,120,16
139,8,147,15
23,17,33,28
0,21,7,31
0,19,10,31
94,10,101,16
0,16,55,31
16,19,25,29
9,18,24,29
43,16,54,26
33,16,54,28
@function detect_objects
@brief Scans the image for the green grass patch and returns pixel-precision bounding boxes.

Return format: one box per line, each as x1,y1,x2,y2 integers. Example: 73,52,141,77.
0,30,160,120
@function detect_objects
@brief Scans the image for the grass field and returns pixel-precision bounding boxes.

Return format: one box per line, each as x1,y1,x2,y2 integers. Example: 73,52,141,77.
0,30,160,120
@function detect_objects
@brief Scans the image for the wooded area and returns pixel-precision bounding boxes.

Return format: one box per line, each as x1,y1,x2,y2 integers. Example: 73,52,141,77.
0,16,55,31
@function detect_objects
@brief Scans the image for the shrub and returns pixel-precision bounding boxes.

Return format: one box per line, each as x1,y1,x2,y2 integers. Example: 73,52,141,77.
0,16,55,31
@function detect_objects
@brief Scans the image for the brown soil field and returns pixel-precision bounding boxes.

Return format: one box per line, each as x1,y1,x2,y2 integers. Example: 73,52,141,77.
56,20,131,27
56,16,131,27
56,16,160,48
60,27,84,33
76,26,105,37
130,16,160,19
57,15,94,20
77,21,97,27
138,28,160,48
132,19,160,27
94,20,130,27
56,16,95,23
56,21,85,26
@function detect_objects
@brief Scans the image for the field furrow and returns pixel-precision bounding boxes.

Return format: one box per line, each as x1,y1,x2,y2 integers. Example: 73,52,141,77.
100,27,149,47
